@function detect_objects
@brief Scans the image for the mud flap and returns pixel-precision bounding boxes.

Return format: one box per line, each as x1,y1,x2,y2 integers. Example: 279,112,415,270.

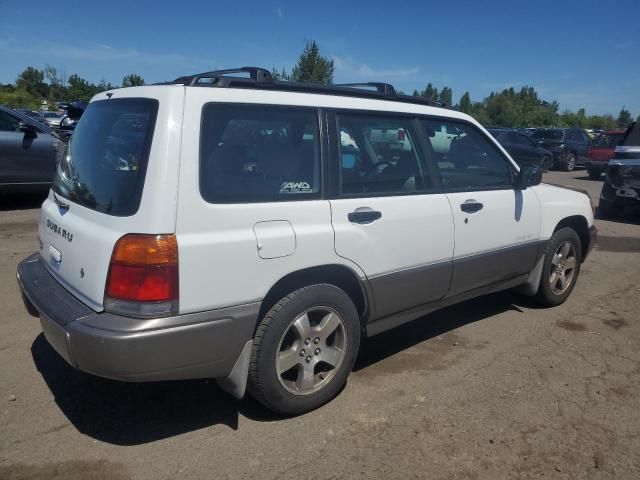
515,254,545,296
216,340,253,399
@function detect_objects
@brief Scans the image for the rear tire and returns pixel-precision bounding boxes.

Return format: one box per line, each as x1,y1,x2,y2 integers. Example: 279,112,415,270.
534,227,582,307
562,153,576,172
587,168,601,180
598,182,624,217
248,284,361,415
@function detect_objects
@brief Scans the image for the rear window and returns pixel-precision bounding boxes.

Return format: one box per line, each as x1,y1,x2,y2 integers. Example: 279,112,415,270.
594,132,624,148
200,104,320,203
53,98,158,216
531,129,564,141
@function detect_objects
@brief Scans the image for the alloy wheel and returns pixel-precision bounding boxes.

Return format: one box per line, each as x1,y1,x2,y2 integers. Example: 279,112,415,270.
549,241,577,295
276,307,347,395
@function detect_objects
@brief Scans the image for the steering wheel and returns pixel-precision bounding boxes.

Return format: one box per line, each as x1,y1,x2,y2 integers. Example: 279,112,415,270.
365,160,395,181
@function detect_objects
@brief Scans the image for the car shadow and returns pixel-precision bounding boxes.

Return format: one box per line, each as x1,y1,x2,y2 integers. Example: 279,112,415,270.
32,290,530,445
0,191,48,212
355,290,526,371
31,335,279,445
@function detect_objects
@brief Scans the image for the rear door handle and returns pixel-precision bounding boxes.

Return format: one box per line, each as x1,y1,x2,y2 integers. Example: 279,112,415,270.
460,200,483,214
348,210,382,224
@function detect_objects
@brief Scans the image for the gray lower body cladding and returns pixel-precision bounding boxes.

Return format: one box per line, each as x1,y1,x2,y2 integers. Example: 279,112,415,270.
366,241,544,335
17,254,259,382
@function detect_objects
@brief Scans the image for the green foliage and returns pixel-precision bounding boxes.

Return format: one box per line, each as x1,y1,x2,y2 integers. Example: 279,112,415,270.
459,92,471,114
617,106,632,127
122,74,145,87
16,66,47,97
290,41,334,84
438,87,452,105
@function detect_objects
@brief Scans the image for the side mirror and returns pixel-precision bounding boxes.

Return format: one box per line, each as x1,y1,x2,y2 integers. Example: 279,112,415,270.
516,163,542,189
19,122,37,137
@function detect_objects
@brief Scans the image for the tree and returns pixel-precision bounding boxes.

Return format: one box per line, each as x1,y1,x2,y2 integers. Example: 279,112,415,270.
16,67,47,97
459,92,472,114
271,67,290,81
122,74,145,87
617,106,632,127
439,86,452,105
290,40,334,84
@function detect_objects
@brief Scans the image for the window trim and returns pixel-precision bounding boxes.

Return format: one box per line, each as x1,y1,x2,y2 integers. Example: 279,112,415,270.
198,102,324,204
327,108,441,199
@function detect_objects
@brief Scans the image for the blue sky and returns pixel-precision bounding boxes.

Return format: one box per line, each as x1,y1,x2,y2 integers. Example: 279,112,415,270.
1,0,638,116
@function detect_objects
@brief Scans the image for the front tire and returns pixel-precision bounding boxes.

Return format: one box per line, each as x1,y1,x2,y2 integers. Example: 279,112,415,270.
540,155,552,172
534,227,582,307
248,284,361,415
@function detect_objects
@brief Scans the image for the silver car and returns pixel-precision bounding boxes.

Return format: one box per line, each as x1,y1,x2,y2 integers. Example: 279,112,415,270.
41,111,63,128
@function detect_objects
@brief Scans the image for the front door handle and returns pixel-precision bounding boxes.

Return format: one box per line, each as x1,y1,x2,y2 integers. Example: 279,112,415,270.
348,209,382,224
460,200,483,214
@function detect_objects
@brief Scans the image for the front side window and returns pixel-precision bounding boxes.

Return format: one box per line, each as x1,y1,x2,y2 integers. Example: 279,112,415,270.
421,119,514,191
200,105,320,203
337,114,431,195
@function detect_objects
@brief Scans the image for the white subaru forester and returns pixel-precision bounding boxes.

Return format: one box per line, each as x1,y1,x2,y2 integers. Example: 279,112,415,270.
18,68,596,415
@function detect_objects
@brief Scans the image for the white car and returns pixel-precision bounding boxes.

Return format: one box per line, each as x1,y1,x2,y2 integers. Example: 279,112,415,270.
17,67,596,415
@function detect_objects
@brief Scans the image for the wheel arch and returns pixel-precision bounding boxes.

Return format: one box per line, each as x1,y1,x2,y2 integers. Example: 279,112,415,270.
553,215,590,262
257,264,372,332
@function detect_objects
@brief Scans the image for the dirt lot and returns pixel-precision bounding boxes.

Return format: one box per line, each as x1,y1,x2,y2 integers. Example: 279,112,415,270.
1,171,639,480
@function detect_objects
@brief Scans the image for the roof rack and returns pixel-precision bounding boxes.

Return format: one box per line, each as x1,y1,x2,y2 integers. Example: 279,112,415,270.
170,66,274,86
333,82,397,96
165,66,450,109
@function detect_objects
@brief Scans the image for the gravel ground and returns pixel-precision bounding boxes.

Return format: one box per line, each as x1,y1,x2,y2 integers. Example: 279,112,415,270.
1,171,639,480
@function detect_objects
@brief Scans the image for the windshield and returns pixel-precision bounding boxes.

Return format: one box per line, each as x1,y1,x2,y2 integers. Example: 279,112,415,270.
531,129,564,141
52,98,158,216
594,132,624,148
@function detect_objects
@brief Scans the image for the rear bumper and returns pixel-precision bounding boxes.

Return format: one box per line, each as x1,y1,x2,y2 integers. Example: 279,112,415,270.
17,254,259,382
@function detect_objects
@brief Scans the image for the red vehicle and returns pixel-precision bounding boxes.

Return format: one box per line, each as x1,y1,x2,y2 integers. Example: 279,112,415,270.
585,130,625,179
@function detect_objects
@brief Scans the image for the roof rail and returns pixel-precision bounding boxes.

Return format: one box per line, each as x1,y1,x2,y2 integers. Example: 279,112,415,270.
333,82,397,96
164,66,450,109
171,66,273,86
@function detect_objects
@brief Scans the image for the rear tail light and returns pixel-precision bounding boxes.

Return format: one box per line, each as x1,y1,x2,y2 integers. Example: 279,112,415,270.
105,234,178,318
397,129,406,141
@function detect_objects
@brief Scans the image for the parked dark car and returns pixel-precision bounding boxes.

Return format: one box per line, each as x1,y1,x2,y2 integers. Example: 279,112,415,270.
585,130,625,179
14,109,48,125
488,128,553,171
530,128,592,171
599,122,640,217
0,106,62,193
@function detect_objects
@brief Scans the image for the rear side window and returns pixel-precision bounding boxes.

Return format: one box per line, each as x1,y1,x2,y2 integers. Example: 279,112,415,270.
594,132,624,147
421,119,514,191
53,98,158,216
200,104,320,203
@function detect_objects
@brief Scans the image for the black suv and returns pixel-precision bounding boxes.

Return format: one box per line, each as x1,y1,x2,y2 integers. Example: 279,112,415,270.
488,128,553,171
531,128,592,171
599,122,640,217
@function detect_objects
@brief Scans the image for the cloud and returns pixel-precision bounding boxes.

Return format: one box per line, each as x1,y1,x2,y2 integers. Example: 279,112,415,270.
0,38,213,69
276,7,283,18
332,55,420,80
